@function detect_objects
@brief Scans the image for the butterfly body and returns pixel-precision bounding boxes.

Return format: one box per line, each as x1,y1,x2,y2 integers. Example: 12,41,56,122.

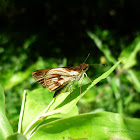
32,63,89,97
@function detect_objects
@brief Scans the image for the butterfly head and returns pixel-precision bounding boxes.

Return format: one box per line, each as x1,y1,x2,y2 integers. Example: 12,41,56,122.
79,63,89,71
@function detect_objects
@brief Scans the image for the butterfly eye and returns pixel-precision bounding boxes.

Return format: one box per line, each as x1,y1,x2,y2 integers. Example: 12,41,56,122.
83,65,89,71
83,67,87,70
80,63,89,71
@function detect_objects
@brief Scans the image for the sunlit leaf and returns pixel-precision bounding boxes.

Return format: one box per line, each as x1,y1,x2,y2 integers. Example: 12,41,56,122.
119,36,140,69
0,84,13,140
29,112,140,140
6,133,26,140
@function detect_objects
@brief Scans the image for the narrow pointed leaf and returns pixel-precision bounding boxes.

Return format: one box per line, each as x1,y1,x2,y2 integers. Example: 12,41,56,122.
0,84,13,140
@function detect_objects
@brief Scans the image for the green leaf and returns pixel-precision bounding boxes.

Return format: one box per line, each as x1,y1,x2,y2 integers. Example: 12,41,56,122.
3,57,48,91
108,77,123,114
21,88,78,137
6,133,27,140
119,36,140,69
20,58,124,139
29,112,140,140
126,69,140,92
21,90,78,138
3,66,35,91
21,88,53,133
0,84,13,140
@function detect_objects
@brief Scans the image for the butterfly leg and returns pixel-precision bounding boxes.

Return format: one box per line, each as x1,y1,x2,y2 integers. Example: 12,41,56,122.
80,75,84,95
69,85,72,93
84,73,92,83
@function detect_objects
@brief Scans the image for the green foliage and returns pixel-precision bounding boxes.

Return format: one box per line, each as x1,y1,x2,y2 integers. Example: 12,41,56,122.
3,58,140,140
0,84,13,140
87,30,140,118
0,60,140,140
1,1,140,139
29,112,140,140
0,30,140,132
21,57,123,138
6,133,26,140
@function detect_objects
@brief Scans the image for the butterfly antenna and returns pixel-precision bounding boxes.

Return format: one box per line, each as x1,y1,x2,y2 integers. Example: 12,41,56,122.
89,64,106,66
83,53,90,63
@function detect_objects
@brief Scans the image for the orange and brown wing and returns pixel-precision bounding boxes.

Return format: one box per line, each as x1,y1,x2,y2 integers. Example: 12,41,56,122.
45,68,73,91
33,67,81,91
32,69,51,86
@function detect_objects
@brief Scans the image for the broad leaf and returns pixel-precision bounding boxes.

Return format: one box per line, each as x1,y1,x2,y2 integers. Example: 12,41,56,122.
29,112,140,140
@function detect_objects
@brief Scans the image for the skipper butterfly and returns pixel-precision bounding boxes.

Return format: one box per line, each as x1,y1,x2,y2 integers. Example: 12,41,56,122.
33,54,90,97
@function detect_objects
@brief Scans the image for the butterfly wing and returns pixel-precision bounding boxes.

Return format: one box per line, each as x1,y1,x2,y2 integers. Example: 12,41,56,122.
32,67,82,91
32,69,51,86
45,68,75,91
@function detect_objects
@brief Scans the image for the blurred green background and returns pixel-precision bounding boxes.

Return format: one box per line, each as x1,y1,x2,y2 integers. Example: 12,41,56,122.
0,0,140,132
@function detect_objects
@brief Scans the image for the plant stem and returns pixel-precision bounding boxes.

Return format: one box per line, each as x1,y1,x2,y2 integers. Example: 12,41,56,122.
18,90,27,133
